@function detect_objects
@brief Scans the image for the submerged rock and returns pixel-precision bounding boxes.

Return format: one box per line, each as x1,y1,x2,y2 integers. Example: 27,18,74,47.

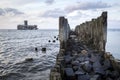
48,40,51,42
53,40,56,43
35,47,38,52
41,47,46,52
25,58,33,61
56,38,58,40
54,36,56,38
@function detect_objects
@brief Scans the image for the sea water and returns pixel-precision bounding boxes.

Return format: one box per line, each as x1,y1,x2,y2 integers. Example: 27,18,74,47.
106,29,120,59
0,29,59,80
0,29,120,80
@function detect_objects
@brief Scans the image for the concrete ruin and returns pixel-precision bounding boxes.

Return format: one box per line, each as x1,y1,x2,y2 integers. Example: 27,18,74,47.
59,17,70,49
17,20,38,30
50,12,120,80
75,12,107,51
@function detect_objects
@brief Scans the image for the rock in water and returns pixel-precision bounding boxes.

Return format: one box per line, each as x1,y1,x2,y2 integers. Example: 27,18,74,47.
56,38,58,40
25,58,33,61
48,40,51,42
53,40,56,43
35,47,38,52
54,36,56,38
41,47,46,52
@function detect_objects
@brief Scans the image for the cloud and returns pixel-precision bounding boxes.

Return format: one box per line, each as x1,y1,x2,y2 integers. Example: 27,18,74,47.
40,7,91,19
13,0,55,6
0,0,54,8
65,1,111,13
0,8,5,15
67,11,89,20
0,8,24,16
5,8,24,15
45,0,54,5
40,8,66,18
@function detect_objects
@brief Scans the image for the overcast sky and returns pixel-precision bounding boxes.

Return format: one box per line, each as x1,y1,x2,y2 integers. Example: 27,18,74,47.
0,0,120,29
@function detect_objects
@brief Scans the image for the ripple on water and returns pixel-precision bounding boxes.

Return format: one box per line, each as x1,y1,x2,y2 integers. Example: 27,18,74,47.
0,72,25,80
0,30,59,80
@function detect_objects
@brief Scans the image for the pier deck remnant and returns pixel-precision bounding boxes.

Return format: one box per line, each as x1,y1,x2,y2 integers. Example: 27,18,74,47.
50,12,120,80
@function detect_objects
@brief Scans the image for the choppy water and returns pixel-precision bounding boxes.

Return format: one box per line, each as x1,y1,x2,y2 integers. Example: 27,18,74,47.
0,29,59,80
0,29,120,80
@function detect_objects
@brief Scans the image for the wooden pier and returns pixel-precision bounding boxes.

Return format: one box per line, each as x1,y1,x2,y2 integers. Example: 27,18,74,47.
50,12,120,80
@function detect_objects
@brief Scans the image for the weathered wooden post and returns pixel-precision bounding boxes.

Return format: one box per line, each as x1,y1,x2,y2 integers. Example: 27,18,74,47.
59,16,70,49
75,11,107,52
101,11,107,51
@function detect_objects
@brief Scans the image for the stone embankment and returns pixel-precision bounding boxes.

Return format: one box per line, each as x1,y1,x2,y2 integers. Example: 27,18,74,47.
50,12,120,80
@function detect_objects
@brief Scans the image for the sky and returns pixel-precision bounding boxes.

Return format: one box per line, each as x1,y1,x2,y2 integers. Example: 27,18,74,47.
0,0,120,29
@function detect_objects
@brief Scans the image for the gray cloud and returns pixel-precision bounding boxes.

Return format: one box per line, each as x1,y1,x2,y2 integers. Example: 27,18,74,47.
68,11,89,20
0,0,49,8
41,8,66,18
39,1,111,19
0,8,24,16
0,8,5,15
45,0,54,5
65,1,111,12
13,0,54,5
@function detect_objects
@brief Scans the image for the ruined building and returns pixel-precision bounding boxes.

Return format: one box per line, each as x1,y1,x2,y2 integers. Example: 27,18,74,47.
17,20,38,30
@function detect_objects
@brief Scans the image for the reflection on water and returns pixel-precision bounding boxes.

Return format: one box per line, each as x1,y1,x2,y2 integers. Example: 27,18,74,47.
0,29,59,80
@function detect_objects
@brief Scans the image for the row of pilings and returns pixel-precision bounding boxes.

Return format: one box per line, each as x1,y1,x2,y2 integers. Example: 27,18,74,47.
75,12,107,51
50,12,120,80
